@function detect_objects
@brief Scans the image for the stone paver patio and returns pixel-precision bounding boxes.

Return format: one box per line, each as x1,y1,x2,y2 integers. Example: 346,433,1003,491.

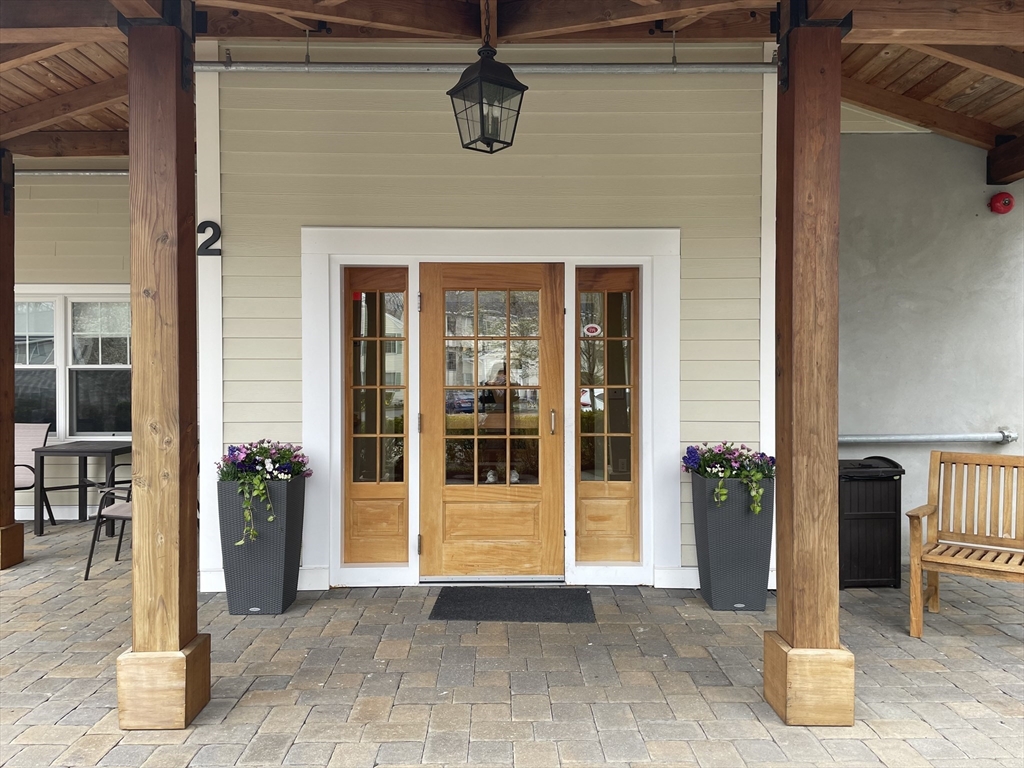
1,522,1022,768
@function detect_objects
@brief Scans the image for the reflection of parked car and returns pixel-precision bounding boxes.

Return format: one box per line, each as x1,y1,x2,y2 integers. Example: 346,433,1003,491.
445,391,474,413
580,388,604,411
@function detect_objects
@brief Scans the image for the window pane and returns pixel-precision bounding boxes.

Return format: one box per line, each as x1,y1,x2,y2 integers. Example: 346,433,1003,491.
606,340,631,385
352,341,378,386
445,439,474,485
353,437,376,482
381,389,404,434
510,340,539,386
102,302,131,336
352,292,378,338
14,369,56,432
72,302,103,334
511,390,539,435
477,386,508,436
479,439,506,484
382,292,404,337
510,291,539,337
580,388,604,433
70,369,131,435
73,336,100,365
445,390,475,435
382,340,404,385
580,292,603,335
14,303,28,335
381,438,404,482
580,340,604,385
14,340,26,366
608,437,632,481
25,302,55,335
445,291,474,336
445,340,474,386
580,436,605,482
352,389,377,435
478,340,507,386
27,336,54,365
511,439,539,485
478,291,507,337
606,388,631,433
606,292,631,337
102,337,128,365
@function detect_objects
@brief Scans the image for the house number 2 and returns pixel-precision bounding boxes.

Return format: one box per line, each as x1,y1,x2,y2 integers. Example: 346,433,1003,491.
197,221,222,256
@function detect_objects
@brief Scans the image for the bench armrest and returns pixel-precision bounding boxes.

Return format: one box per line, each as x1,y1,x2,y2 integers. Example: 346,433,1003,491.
906,504,937,519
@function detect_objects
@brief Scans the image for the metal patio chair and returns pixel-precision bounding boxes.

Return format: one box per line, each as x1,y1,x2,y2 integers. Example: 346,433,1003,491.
14,423,56,527
84,465,132,581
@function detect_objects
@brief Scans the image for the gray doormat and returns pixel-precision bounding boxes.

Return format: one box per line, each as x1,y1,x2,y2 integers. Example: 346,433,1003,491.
428,586,597,623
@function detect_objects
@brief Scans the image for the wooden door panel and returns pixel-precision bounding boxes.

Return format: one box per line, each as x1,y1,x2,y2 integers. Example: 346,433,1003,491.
421,262,564,577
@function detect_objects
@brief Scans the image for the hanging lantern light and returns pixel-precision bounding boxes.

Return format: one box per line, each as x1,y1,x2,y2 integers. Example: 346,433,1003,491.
447,0,527,153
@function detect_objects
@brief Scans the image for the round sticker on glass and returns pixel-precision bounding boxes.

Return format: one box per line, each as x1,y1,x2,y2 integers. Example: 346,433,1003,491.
583,323,602,337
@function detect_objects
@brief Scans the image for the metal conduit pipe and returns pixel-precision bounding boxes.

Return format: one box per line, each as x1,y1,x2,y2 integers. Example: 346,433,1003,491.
839,429,1019,445
193,60,777,75
15,170,128,176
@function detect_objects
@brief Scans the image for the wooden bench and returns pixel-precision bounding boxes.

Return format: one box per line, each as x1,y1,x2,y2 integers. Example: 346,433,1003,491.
908,451,1023,638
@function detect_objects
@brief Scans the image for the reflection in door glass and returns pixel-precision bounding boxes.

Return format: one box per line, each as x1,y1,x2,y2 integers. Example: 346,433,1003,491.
510,339,539,386
381,389,404,434
580,292,603,331
478,439,507,483
381,437,404,482
382,292,405,336
608,437,632,481
580,436,605,481
353,389,377,434
352,292,378,337
606,340,631,385
353,437,376,482
477,291,507,337
445,291,474,336
580,340,604,384
511,390,539,435
511,439,539,485
352,341,378,386
445,390,475,435
445,439,474,484
606,292,631,337
510,291,539,337
580,388,604,433
382,341,404,386
445,340,475,386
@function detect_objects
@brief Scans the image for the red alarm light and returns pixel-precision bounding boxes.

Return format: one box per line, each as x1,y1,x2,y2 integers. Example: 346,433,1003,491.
989,192,1015,214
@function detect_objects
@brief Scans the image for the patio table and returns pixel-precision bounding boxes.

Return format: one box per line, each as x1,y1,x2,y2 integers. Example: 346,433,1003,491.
32,441,132,536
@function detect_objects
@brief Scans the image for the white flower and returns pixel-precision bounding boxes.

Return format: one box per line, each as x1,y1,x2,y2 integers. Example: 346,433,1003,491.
265,459,273,470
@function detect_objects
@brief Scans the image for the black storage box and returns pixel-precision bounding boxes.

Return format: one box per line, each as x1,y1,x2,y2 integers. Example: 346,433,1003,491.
839,456,905,589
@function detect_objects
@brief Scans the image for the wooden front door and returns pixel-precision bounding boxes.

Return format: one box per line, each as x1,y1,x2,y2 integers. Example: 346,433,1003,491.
420,263,564,577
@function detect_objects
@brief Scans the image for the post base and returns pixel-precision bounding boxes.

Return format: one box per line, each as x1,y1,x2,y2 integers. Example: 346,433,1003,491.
0,523,25,569
116,633,211,729
763,630,855,726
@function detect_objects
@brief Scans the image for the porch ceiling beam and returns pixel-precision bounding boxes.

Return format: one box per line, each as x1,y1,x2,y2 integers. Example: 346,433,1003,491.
908,45,1024,88
498,0,767,42
0,75,129,142
0,43,79,73
199,0,480,39
841,76,1001,149
0,131,129,157
809,1,1024,46
108,0,164,16
988,134,1024,184
0,1,124,44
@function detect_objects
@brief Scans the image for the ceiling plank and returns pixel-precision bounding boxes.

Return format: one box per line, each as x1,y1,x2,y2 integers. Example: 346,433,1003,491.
909,45,1024,88
0,1,123,44
988,134,1024,183
0,130,128,157
841,76,1001,148
108,0,163,17
200,0,479,39
267,13,319,30
499,0,766,42
820,2,1024,46
0,43,79,73
0,74,128,141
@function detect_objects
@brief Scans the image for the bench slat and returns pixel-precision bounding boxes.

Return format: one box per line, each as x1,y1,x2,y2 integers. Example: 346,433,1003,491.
923,544,1023,575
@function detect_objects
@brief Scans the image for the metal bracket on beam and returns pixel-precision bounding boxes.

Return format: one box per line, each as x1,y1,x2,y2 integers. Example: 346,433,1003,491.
771,1,852,93
117,1,196,93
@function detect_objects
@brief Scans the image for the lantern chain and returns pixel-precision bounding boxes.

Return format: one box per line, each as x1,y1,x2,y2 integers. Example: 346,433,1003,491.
483,0,491,47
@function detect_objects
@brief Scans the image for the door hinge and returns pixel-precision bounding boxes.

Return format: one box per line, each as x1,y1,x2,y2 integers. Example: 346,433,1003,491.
417,534,422,555
417,292,422,312
417,413,422,433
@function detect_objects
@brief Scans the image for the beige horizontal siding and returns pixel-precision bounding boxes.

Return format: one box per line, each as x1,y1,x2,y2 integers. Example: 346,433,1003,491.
218,43,768,570
14,176,129,284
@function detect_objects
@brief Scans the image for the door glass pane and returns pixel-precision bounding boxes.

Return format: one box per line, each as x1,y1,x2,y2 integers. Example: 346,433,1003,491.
608,436,632,481
352,292,378,337
510,291,539,337
381,438,404,482
478,291,507,337
382,292,405,337
353,437,377,482
477,341,507,386
580,292,603,334
445,340,475,386
14,369,57,432
511,439,539,485
606,389,630,433
381,389,404,434
352,341,378,386
510,340,539,386
511,390,539,435
70,369,131,435
606,340,631,385
580,388,604,433
477,387,508,435
580,436,605,481
479,439,506,484
352,389,377,434
445,291,474,336
445,439,474,485
445,390,475,435
606,292,631,337
382,341,404,385
580,340,604,385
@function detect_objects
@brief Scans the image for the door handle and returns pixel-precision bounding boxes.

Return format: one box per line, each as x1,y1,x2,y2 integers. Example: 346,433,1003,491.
550,409,557,435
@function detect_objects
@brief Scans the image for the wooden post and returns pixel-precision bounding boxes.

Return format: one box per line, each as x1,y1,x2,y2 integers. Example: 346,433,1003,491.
763,22,855,727
0,148,25,570
115,11,210,730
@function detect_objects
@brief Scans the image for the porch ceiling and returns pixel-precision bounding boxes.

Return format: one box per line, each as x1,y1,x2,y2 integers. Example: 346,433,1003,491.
1,1,1023,177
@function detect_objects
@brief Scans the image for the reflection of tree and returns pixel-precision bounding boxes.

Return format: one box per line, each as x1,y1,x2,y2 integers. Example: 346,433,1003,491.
580,340,603,385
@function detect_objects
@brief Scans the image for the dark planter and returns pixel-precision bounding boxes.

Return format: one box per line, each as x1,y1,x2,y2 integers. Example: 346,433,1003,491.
691,475,774,611
217,478,306,615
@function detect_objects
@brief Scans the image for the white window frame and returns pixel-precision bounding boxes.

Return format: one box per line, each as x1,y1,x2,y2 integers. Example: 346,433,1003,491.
14,284,131,442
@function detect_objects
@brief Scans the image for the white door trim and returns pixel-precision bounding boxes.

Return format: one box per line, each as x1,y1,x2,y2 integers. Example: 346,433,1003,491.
301,228,680,589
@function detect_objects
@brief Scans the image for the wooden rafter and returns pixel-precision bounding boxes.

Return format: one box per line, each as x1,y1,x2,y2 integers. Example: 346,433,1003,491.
0,75,129,141
810,1,1024,46
0,43,79,73
988,134,1024,184
199,0,479,39
499,0,766,42
0,130,129,157
841,76,1001,148
0,1,123,44
108,0,164,17
909,46,1024,88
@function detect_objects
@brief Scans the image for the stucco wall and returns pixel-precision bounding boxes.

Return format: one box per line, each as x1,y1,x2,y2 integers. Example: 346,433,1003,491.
838,133,1024,557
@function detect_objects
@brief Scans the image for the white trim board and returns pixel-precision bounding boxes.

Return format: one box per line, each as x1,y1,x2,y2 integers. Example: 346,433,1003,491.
300,228,680,589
